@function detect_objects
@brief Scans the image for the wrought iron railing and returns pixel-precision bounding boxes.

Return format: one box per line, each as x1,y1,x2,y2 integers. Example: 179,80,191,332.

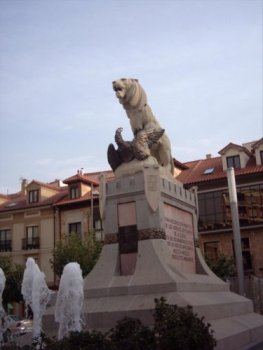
22,237,40,250
0,240,12,252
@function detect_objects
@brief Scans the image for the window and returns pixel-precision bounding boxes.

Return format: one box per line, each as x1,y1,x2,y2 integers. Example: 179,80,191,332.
70,186,80,200
260,150,263,165
94,219,103,241
224,184,263,226
199,185,263,232
198,191,226,231
204,241,220,260
0,229,11,252
226,155,241,169
232,237,252,271
69,222,81,235
203,168,214,175
23,225,39,249
29,190,39,203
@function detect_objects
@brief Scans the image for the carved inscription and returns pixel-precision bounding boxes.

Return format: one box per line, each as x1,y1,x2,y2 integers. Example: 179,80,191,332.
164,204,195,273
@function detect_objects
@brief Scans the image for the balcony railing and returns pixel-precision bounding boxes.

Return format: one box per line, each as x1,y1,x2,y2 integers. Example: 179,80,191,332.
0,240,12,252
22,237,40,250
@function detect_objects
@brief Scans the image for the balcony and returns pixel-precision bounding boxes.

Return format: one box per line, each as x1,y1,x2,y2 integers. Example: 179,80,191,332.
22,237,40,250
0,240,12,252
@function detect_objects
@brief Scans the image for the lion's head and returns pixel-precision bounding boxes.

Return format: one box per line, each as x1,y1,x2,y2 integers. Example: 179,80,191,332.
112,78,147,110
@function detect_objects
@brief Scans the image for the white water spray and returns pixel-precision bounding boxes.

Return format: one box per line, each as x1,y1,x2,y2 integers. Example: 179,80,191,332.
21,258,51,342
0,268,7,345
55,262,84,340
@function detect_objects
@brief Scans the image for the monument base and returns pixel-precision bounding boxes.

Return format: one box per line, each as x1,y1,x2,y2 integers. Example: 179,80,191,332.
82,239,263,350
44,170,263,349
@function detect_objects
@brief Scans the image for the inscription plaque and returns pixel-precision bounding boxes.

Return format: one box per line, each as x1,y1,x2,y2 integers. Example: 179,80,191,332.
164,203,195,273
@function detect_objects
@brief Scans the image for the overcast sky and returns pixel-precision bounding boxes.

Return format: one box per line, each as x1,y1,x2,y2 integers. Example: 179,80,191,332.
0,0,262,194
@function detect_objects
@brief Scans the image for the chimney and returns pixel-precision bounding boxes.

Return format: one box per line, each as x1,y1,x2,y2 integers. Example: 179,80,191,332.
206,154,212,159
21,178,28,195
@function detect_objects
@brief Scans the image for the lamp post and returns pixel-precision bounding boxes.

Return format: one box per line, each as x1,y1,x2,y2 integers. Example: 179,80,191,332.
91,183,94,232
227,167,245,295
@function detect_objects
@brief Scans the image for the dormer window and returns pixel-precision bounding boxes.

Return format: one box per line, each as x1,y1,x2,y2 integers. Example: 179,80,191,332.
29,190,39,203
70,185,80,200
219,142,252,171
226,155,241,169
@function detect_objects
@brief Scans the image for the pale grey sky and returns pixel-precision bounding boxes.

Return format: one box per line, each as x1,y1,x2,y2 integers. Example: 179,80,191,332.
0,0,262,193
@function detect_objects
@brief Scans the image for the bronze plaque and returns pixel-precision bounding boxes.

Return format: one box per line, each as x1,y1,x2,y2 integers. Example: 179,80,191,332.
118,225,138,254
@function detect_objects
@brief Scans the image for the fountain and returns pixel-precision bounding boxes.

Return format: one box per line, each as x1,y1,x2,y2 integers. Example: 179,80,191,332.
55,262,84,340
21,257,51,345
0,258,83,346
0,267,7,345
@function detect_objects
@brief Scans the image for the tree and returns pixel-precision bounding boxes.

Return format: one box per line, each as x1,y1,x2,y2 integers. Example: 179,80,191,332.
205,254,236,281
0,256,24,309
153,297,216,350
50,233,102,278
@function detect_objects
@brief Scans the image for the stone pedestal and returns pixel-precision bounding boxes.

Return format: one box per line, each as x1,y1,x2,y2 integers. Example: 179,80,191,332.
44,168,263,349
83,168,263,349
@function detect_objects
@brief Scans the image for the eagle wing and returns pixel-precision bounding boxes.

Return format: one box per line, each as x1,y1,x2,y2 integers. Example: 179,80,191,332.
145,128,165,148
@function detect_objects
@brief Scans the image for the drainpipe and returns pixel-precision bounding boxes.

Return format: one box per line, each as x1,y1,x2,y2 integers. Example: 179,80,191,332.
227,167,245,296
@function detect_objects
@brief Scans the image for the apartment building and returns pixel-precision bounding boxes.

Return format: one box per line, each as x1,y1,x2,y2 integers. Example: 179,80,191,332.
176,138,263,276
53,171,102,242
0,171,111,286
0,179,67,285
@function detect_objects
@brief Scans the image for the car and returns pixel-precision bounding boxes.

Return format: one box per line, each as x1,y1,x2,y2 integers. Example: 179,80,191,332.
3,315,21,343
3,315,33,342
15,318,33,335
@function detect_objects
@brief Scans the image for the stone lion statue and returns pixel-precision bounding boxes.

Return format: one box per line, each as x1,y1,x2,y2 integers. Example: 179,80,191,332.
112,78,174,175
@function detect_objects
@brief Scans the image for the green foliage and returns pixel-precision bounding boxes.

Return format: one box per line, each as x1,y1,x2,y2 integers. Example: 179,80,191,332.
50,233,102,277
206,254,236,281
0,256,23,308
108,317,156,350
44,331,113,350
2,298,216,350
153,297,216,350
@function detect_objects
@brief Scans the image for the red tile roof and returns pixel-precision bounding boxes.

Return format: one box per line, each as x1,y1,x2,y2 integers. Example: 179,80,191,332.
173,158,189,170
63,173,99,186
176,156,263,186
55,191,99,206
218,142,251,156
27,180,62,191
0,189,67,213
0,171,113,212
